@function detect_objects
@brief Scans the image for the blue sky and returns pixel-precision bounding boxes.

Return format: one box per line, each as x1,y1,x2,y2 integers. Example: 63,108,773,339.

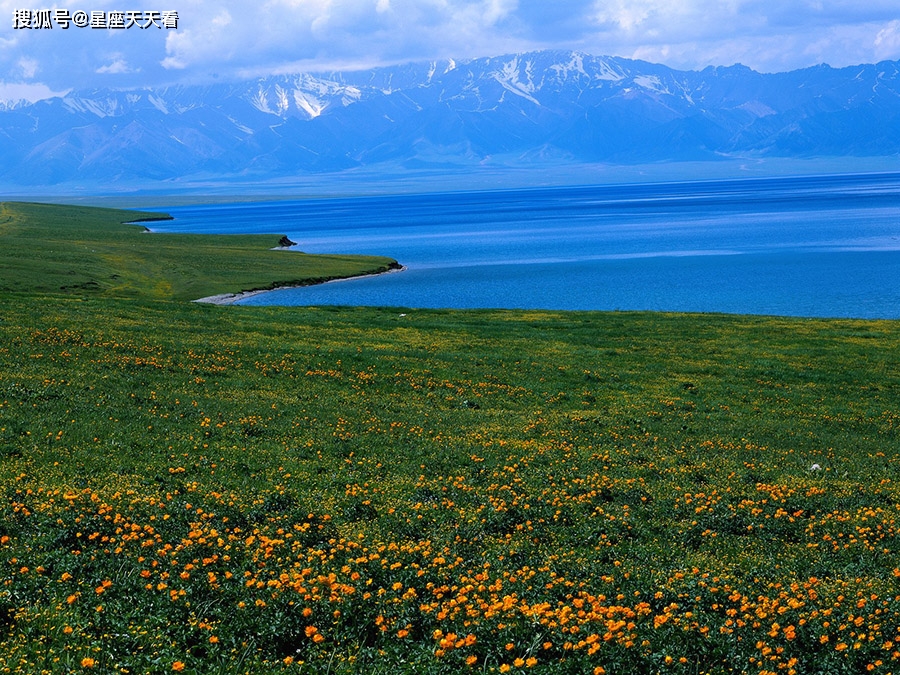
2,0,900,101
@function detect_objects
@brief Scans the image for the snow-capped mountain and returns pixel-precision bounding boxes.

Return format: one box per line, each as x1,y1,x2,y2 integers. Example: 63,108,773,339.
3,50,899,187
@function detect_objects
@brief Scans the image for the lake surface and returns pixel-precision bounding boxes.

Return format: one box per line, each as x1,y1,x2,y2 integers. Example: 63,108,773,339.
144,172,900,318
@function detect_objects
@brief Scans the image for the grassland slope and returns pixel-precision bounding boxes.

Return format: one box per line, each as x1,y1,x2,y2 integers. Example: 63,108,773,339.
0,201,398,301
1,203,899,673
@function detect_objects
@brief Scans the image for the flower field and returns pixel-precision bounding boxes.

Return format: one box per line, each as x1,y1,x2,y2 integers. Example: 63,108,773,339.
2,294,900,674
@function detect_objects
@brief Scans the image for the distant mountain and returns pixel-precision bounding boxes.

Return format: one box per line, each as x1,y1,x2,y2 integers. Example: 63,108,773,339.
3,50,899,187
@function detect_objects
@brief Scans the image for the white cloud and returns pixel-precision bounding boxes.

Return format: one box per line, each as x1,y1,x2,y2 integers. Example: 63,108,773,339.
0,81,69,103
17,57,39,79
96,57,136,75
482,0,518,26
592,0,656,32
875,20,900,61
162,10,235,70
1,0,899,89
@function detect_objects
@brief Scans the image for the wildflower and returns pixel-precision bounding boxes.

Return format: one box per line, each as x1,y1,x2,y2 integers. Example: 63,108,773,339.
172,662,186,672
81,657,96,668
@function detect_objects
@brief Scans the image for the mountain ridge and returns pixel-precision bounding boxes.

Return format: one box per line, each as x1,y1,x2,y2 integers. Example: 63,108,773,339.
3,50,899,188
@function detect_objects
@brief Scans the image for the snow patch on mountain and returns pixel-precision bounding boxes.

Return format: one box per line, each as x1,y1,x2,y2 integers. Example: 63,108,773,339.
148,94,169,114
62,96,123,117
293,91,325,118
737,100,777,117
249,87,275,115
228,116,254,135
492,57,541,106
633,75,670,94
593,58,626,82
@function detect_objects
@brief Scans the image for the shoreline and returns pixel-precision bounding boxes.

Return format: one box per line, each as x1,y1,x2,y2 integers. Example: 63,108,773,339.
193,263,406,305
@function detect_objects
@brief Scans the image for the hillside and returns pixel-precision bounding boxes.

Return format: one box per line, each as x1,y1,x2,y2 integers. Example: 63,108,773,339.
0,202,398,301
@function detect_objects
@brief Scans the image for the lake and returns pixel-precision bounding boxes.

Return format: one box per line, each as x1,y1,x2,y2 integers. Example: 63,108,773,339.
143,172,900,318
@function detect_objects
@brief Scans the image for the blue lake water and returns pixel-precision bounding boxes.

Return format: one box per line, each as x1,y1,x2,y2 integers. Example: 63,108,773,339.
143,172,900,318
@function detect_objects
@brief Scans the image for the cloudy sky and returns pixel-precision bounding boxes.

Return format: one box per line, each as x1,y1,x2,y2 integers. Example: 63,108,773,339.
2,0,900,101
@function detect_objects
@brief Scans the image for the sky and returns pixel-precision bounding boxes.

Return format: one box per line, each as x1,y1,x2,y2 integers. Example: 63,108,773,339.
2,0,900,101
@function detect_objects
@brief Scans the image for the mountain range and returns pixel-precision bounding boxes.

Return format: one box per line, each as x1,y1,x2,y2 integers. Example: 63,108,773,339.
2,50,899,189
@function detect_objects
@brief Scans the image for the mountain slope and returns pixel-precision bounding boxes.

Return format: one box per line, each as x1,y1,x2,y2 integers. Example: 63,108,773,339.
3,51,899,187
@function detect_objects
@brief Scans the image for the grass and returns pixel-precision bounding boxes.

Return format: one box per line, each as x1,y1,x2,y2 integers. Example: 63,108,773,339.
1,203,900,674
0,202,398,301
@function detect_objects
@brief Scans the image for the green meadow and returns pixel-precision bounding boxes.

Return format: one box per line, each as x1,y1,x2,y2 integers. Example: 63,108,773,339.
1,202,899,674
0,202,397,301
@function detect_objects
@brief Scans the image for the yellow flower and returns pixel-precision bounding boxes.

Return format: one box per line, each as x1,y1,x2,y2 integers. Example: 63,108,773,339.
80,657,96,668
172,661,186,672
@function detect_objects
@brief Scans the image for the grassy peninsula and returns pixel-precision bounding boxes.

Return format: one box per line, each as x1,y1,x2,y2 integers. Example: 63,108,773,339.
1,203,899,674
0,202,398,301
